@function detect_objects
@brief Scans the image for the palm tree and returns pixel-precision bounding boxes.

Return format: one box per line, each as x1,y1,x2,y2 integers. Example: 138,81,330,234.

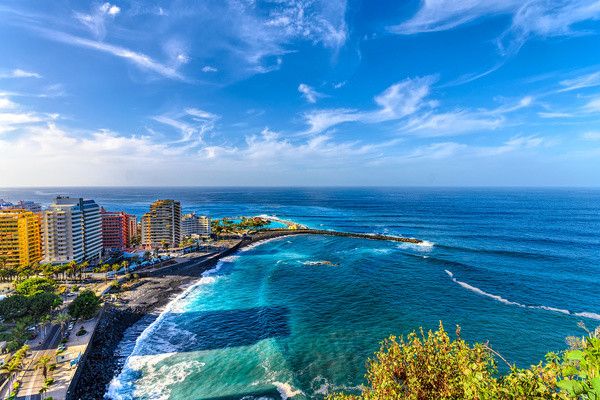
54,312,69,336
100,263,111,282
66,261,77,281
39,386,48,399
79,261,89,281
112,263,120,280
36,355,51,380
121,260,129,275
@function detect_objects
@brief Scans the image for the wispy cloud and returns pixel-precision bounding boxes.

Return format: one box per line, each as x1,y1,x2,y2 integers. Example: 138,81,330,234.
34,27,185,80
304,76,435,134
583,96,600,113
201,66,218,73
298,83,326,103
403,111,504,137
559,71,600,92
152,108,219,144
391,1,600,55
74,2,121,39
0,69,41,79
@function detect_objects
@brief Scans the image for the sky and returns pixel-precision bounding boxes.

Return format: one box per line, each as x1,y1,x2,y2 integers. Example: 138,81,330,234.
1,0,600,187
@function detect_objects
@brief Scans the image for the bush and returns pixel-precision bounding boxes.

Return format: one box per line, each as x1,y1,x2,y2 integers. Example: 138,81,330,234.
68,290,100,320
329,323,600,400
15,277,57,296
0,292,62,321
76,327,87,336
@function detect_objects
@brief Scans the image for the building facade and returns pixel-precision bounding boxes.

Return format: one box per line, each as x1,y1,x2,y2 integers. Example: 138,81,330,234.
182,213,211,237
141,200,181,248
42,197,102,264
41,203,84,264
13,200,42,213
0,209,42,268
101,208,137,250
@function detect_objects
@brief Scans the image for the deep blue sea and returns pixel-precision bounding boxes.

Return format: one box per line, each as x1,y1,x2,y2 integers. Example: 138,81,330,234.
1,187,599,399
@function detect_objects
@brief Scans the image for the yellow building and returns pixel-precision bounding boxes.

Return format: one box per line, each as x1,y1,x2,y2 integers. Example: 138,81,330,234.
141,199,182,249
0,209,42,268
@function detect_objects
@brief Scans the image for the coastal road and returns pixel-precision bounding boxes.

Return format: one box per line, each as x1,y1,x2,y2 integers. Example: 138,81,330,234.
17,325,62,400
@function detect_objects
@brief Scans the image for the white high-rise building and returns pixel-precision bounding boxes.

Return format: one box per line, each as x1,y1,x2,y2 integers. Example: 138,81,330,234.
42,197,102,263
42,203,84,263
182,213,211,237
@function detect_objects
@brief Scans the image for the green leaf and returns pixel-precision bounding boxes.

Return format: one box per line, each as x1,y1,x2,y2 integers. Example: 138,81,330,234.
565,350,584,361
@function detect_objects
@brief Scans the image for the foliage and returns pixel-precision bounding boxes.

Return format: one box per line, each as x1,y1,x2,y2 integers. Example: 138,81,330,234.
211,217,269,236
76,327,87,336
68,290,101,320
0,292,61,322
15,277,57,296
328,323,600,400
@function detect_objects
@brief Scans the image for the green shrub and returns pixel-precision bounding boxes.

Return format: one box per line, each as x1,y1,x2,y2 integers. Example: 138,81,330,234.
15,277,56,296
329,323,600,400
68,290,100,320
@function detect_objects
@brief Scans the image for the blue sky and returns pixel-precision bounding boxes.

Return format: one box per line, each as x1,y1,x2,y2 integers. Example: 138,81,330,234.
1,0,600,186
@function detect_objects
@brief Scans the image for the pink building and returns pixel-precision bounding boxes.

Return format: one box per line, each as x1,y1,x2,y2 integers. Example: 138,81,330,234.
100,208,137,250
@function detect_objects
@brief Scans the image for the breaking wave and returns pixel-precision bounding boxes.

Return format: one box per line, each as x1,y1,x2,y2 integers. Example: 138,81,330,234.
445,270,599,320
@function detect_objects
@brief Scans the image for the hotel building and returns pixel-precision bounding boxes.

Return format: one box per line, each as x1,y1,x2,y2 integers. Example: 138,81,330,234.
141,200,181,248
42,197,102,263
0,209,42,268
101,208,137,250
182,213,211,237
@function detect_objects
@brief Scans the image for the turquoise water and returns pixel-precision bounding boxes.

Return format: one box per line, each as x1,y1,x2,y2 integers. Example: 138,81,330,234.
0,188,598,399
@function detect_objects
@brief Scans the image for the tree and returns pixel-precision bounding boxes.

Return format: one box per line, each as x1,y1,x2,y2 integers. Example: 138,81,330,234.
121,260,129,275
68,290,101,320
329,323,600,400
100,263,111,282
111,263,120,280
15,277,57,296
54,312,69,335
36,355,51,380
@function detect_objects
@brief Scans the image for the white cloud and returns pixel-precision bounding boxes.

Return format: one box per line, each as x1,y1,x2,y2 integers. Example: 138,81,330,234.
304,108,361,134
396,135,545,162
298,83,325,103
0,112,43,125
74,2,121,39
391,1,600,54
403,111,504,136
185,108,218,120
333,81,346,89
559,71,600,92
583,97,600,113
0,69,41,79
0,97,17,110
152,108,219,144
370,77,434,121
35,28,184,80
391,1,518,34
107,4,121,16
201,66,218,73
537,112,574,119
304,76,435,134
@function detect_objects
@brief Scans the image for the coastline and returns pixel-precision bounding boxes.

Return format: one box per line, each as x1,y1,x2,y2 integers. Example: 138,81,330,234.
69,229,423,399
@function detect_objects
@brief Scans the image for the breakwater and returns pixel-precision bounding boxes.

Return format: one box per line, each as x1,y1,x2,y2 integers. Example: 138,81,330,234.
256,228,422,244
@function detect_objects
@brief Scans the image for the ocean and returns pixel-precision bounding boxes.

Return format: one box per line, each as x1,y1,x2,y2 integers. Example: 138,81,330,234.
1,187,599,399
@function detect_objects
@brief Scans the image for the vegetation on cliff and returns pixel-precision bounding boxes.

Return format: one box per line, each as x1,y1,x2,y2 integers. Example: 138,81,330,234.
328,323,600,400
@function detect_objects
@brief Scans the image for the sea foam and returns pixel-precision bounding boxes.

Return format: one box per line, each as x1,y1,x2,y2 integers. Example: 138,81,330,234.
105,263,224,399
273,381,303,399
445,270,599,321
